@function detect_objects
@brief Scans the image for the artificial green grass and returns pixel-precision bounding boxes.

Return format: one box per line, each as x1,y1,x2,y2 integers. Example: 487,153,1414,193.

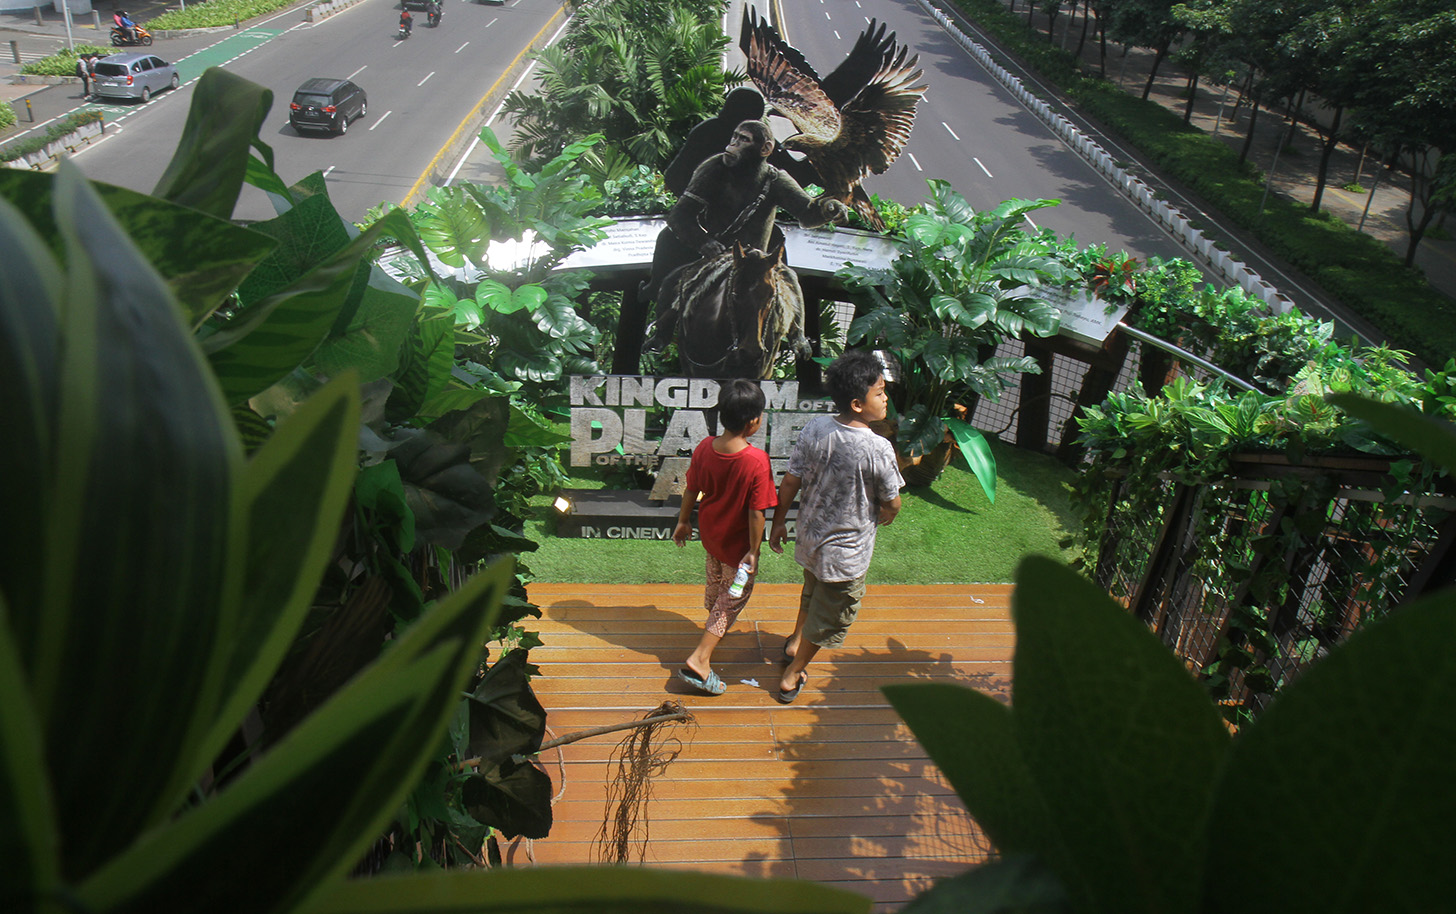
522,438,1082,584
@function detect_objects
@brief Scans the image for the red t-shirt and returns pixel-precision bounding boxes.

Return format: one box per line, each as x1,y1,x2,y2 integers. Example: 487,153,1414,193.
685,436,777,565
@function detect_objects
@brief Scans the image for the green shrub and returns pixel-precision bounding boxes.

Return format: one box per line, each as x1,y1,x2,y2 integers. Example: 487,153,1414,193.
0,101,15,129
0,109,105,164
18,44,112,76
150,0,315,30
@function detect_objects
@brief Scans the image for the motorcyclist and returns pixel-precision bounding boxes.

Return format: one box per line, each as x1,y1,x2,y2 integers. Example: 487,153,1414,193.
426,1,440,27
398,8,413,36
114,10,137,44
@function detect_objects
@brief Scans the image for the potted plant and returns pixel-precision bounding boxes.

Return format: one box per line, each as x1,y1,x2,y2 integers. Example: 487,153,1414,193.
837,182,1073,501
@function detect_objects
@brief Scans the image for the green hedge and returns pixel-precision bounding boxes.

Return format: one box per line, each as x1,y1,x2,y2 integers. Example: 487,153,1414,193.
945,0,1456,367
149,0,297,29
0,102,15,130
18,45,113,77
0,110,105,164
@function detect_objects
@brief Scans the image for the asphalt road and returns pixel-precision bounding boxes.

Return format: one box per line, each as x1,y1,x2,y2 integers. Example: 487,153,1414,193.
67,0,558,223
773,0,1189,268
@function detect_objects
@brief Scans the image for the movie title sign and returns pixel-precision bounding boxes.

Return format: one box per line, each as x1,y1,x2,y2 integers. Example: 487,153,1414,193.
569,375,834,499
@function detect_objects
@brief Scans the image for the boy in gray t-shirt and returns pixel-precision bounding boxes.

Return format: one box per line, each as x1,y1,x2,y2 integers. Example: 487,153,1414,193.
768,350,904,703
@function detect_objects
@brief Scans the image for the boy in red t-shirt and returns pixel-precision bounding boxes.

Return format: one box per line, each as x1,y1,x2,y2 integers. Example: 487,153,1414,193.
671,379,777,695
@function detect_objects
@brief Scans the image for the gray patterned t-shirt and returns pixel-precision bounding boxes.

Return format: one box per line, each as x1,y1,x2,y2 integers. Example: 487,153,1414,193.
788,416,905,582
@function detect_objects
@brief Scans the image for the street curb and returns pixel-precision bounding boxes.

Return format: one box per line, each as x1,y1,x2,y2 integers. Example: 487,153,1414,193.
2,116,104,170
917,0,1296,313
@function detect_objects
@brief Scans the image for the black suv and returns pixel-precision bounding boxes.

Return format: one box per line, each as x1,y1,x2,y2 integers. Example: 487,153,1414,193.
289,78,368,136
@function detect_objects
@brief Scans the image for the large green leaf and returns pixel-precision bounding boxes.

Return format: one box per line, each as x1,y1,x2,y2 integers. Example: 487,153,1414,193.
196,376,362,766
899,855,1070,914
0,193,62,624
1328,393,1456,472
415,186,492,268
464,758,554,840
387,303,456,424
883,682,1055,861
312,265,419,383
305,866,872,914
0,171,277,328
0,593,60,905
387,428,497,551
467,649,545,765
74,560,513,914
152,67,274,221
1202,587,1456,913
233,193,353,308
32,164,242,875
204,213,408,405
945,417,997,504
1010,557,1228,914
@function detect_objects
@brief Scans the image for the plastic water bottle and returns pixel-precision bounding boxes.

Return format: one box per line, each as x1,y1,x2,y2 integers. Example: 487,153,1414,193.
727,561,752,598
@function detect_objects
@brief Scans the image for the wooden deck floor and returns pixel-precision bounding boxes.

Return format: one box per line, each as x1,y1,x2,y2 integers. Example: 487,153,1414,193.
512,582,1016,911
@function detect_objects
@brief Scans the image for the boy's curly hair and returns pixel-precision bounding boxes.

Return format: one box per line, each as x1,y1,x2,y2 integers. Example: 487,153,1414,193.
825,350,884,413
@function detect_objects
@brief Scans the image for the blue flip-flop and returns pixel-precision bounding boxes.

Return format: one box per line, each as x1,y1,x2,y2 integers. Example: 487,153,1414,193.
677,667,727,696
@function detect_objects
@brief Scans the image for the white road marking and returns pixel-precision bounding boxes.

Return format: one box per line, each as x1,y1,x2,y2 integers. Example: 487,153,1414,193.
418,71,434,87
974,156,993,177
455,41,469,53
369,110,391,130
323,165,335,177
348,65,366,79
942,122,961,141
907,151,923,171
1024,215,1039,230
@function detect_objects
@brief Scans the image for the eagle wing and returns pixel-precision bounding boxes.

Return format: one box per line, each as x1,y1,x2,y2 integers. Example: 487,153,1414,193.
739,6,840,146
837,46,927,178
818,18,895,109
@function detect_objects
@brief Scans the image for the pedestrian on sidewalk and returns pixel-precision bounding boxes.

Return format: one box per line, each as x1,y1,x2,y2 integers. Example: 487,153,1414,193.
670,379,777,696
76,55,91,98
768,350,904,704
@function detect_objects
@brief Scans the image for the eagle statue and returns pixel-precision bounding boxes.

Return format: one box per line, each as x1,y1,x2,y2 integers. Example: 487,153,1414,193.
739,6,927,232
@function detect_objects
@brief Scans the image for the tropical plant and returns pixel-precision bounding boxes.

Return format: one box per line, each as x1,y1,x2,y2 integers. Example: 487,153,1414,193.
838,183,1075,501
501,0,738,169
887,394,1456,913
0,68,867,914
400,126,613,399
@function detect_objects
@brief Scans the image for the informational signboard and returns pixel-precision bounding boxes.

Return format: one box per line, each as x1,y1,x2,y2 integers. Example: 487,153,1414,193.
1039,285,1129,346
557,217,898,278
568,374,834,499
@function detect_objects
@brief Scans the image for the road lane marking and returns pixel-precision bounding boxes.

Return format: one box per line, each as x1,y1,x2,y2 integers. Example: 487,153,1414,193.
834,31,840,39
942,122,961,141
419,72,435,86
349,65,366,79
323,165,335,177
456,41,470,53
370,110,392,130
1024,215,1039,230
487,17,497,27
907,152,923,171
974,157,993,177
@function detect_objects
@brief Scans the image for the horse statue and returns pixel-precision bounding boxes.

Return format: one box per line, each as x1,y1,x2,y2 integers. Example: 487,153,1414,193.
663,240,812,379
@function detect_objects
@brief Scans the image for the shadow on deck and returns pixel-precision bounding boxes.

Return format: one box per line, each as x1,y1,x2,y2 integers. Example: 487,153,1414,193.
511,582,1016,911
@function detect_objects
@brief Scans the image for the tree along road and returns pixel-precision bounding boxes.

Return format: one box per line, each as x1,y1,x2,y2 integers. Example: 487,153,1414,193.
69,0,558,223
